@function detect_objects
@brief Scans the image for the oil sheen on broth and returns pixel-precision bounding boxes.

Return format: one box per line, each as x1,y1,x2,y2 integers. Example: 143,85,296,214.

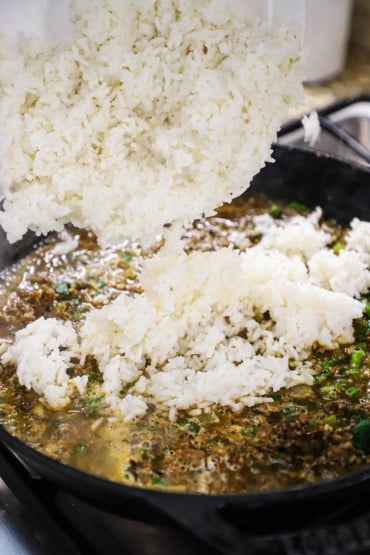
0,198,369,494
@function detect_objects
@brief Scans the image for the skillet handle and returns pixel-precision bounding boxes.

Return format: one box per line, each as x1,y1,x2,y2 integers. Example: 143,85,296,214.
146,493,370,555
145,494,248,555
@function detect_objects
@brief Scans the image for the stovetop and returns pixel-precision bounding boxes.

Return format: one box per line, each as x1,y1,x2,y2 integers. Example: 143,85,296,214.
1,96,370,555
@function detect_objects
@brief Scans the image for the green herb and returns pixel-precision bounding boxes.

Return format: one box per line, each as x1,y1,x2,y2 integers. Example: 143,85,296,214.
233,244,240,250
121,252,133,262
333,242,345,255
314,362,331,383
283,404,300,417
241,427,253,436
324,415,337,427
351,349,365,369
53,281,70,295
345,386,361,400
346,367,362,376
152,476,166,486
352,419,370,453
270,392,281,401
96,280,106,289
320,385,336,397
188,421,201,434
80,393,105,419
270,204,282,219
364,304,370,318
321,360,331,371
72,310,84,322
337,379,350,391
288,201,307,212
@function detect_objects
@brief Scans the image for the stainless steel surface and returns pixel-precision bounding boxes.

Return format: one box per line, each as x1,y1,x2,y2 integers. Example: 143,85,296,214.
279,101,370,165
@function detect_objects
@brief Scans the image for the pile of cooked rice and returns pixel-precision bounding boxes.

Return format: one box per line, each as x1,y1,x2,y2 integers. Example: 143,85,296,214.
3,211,370,420
0,0,301,246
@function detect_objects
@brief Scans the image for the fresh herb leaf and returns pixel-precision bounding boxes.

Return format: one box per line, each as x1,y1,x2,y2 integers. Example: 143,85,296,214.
188,420,201,434
351,349,365,369
283,404,300,417
288,201,307,213
333,242,345,255
53,281,70,295
121,252,133,262
352,419,370,453
345,386,361,400
324,415,337,427
152,476,166,486
241,427,253,436
270,205,282,219
319,385,336,397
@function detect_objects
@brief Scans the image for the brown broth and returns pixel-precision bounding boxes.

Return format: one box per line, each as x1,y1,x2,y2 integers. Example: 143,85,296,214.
0,197,369,494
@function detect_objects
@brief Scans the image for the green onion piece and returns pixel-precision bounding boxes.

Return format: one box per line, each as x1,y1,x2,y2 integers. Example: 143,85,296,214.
288,201,307,212
72,310,83,322
53,281,70,295
121,252,133,262
345,367,362,376
320,385,336,397
352,419,370,453
152,476,166,486
283,404,300,417
333,242,345,255
351,349,365,368
233,244,240,250
364,304,370,318
324,415,337,427
270,205,282,219
188,421,201,434
345,386,361,400
241,427,253,436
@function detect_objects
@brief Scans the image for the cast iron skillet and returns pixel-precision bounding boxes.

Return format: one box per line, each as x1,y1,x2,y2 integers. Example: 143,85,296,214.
0,144,369,555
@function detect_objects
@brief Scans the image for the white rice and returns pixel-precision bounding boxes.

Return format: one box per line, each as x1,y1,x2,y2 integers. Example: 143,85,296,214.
0,0,301,246
5,211,366,419
302,110,321,147
1,317,86,408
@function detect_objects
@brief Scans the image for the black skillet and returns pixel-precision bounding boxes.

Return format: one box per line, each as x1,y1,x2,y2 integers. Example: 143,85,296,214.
0,144,370,555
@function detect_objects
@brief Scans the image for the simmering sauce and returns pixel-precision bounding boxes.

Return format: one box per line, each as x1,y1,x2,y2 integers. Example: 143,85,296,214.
0,198,369,494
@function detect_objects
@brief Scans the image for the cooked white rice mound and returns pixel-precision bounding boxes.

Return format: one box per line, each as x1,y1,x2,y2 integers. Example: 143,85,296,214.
0,0,301,246
1,318,87,408
3,211,367,420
